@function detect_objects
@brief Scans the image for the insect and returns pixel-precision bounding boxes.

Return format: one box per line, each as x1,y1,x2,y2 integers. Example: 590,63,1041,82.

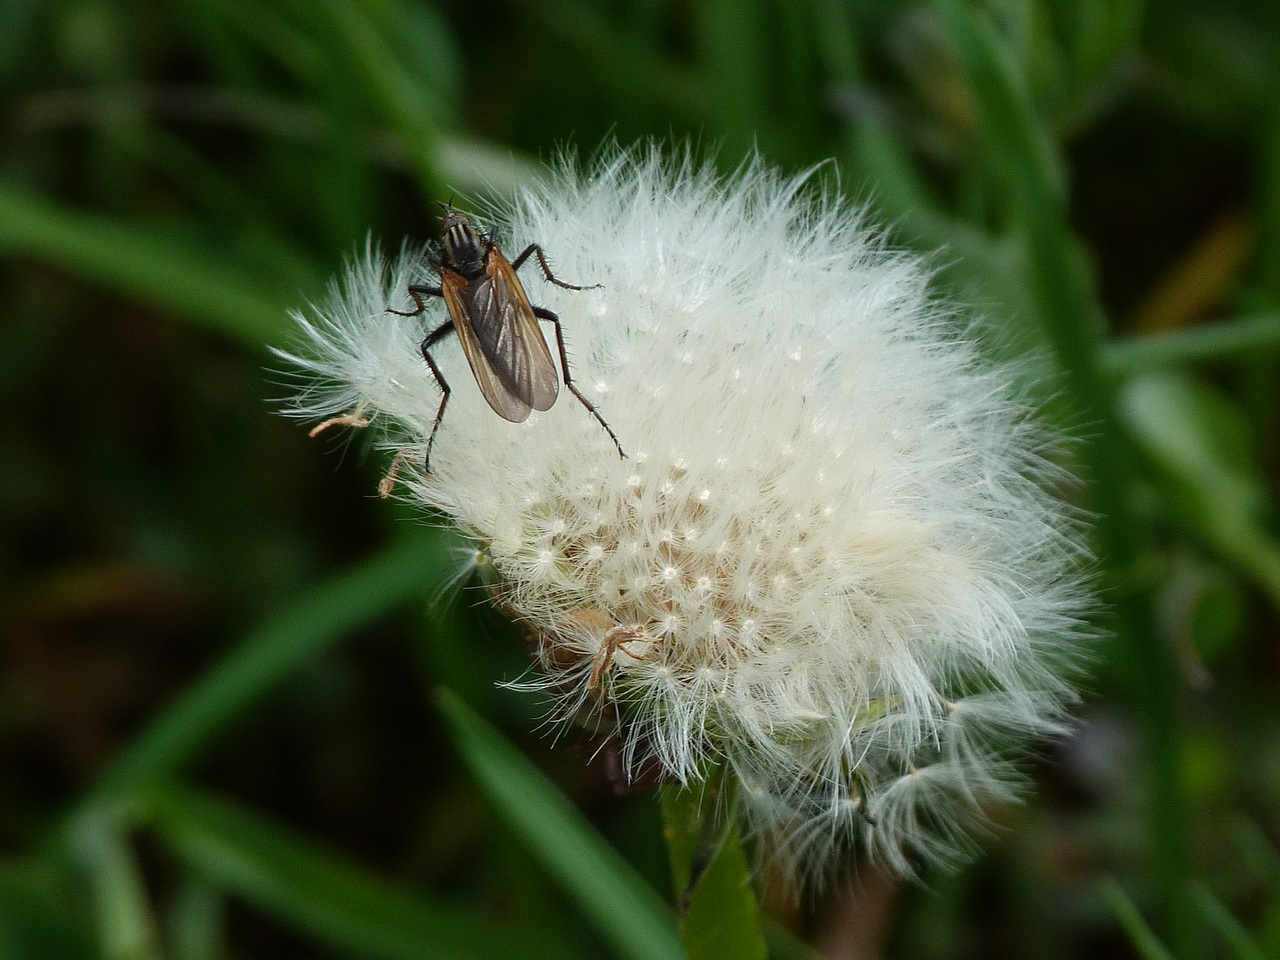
389,207,626,473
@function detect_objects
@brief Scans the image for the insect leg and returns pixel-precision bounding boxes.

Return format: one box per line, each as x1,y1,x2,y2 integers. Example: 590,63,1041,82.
420,320,455,474
386,284,444,316
383,282,452,474
532,305,626,459
510,244,601,291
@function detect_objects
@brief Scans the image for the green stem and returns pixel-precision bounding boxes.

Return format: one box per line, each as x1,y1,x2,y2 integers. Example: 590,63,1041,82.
660,776,767,960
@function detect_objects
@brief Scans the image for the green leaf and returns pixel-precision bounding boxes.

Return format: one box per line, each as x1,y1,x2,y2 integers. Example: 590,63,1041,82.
1098,877,1178,960
931,4,1195,953
660,784,767,960
932,0,1068,217
1103,313,1280,374
1120,371,1280,605
697,0,766,159
1191,884,1266,960
312,0,441,195
68,818,163,960
62,530,461,828
435,689,683,960
1121,373,1260,508
0,865,97,960
0,180,290,347
1231,822,1280,958
167,875,224,960
147,785,542,960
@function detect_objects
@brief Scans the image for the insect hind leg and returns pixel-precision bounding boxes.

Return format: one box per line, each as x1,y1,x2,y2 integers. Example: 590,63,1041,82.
532,305,626,459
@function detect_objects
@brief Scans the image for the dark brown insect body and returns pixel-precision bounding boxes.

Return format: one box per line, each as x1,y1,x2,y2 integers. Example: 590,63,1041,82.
389,209,625,471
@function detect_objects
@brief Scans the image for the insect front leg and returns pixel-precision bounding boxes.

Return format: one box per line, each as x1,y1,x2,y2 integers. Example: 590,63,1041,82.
419,320,455,473
374,319,455,497
510,244,601,291
532,305,626,459
378,284,454,491
386,284,444,316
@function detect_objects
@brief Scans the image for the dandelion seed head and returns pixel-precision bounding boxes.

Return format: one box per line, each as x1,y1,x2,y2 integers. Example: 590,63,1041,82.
280,145,1093,887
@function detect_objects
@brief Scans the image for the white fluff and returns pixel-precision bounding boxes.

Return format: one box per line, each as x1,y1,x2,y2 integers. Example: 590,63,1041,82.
278,145,1093,885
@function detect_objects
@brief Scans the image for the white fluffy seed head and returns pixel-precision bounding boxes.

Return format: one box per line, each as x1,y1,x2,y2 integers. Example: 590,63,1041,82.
279,145,1093,886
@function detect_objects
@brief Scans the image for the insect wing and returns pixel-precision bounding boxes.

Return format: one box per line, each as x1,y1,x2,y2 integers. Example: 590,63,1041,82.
471,250,560,412
440,268,532,422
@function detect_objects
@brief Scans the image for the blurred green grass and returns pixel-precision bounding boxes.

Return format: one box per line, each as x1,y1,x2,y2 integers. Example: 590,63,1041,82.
2,1,1279,958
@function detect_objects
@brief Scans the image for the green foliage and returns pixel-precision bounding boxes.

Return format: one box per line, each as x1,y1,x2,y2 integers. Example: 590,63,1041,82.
659,782,769,960
437,690,683,960
146,784,543,960
2,0,1279,957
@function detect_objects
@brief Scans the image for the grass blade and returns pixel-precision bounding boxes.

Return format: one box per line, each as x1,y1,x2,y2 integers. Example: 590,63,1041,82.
931,2,1195,949
1099,877,1177,960
1191,884,1266,960
0,180,290,347
148,785,547,960
62,530,459,826
0,866,97,960
1103,312,1280,374
435,689,683,960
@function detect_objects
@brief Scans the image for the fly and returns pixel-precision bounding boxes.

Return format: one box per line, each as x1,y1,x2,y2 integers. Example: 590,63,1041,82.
389,207,626,473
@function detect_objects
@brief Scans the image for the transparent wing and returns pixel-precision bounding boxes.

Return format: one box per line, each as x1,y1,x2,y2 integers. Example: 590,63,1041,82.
441,269,533,423
469,251,560,412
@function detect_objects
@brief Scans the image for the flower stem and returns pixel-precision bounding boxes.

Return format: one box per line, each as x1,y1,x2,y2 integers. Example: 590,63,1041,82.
660,778,767,960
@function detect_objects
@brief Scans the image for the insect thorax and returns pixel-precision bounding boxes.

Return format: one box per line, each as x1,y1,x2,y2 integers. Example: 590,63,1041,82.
442,220,490,277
